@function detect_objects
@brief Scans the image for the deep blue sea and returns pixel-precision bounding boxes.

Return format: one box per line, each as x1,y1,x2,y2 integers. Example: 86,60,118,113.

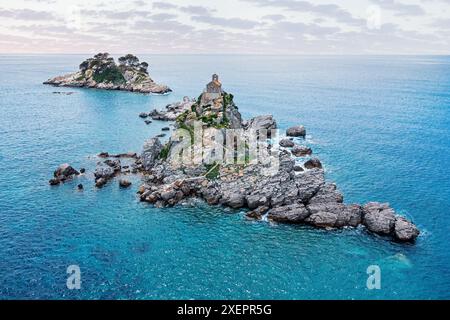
0,55,449,299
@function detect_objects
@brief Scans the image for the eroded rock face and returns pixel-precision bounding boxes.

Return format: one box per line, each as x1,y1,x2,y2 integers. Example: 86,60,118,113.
141,138,163,171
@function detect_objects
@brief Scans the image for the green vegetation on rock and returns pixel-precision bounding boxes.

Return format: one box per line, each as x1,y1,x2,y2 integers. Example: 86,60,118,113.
205,162,220,180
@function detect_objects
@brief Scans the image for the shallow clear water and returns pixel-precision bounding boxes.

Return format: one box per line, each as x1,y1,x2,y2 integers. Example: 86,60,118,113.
0,55,449,299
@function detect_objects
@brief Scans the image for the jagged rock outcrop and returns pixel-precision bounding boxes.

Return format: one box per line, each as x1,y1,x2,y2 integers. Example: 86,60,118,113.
49,164,80,185
141,138,163,171
49,75,417,243
44,53,171,94
131,75,419,243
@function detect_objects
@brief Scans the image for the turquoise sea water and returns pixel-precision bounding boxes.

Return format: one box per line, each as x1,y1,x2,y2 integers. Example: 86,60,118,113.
0,55,449,299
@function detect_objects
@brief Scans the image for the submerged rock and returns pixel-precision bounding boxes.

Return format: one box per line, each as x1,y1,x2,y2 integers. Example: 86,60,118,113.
119,179,132,188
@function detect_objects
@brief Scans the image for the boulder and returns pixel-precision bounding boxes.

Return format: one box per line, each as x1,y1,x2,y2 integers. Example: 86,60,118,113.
279,139,295,148
222,193,245,209
304,158,322,169
139,112,148,118
268,203,310,223
95,178,108,188
286,125,306,137
49,178,60,186
246,206,269,220
394,216,420,242
54,163,79,179
247,115,277,131
293,165,304,172
291,145,312,157
362,202,396,235
119,179,132,188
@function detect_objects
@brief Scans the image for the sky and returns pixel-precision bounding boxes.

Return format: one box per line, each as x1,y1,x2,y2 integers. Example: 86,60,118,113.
0,0,449,54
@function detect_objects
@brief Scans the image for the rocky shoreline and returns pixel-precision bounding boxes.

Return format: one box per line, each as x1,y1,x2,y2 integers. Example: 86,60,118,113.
49,74,420,243
44,53,171,94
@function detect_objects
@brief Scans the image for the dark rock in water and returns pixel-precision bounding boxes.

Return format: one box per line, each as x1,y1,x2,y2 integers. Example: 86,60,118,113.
49,178,60,186
246,206,269,220
291,145,312,157
394,216,420,242
98,152,109,158
361,202,419,241
80,168,86,174
54,163,80,178
268,203,310,223
145,120,152,125
286,125,306,137
293,165,304,172
141,138,163,171
156,134,166,138
77,184,84,190
95,178,107,188
279,139,295,148
161,127,170,131
139,112,148,119
112,152,137,159
304,158,322,169
119,179,132,188
50,163,80,185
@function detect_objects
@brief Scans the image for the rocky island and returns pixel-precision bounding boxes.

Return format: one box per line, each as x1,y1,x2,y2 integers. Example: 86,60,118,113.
50,74,420,243
44,53,171,94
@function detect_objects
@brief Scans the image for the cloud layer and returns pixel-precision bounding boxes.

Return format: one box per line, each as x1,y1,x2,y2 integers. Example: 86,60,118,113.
0,0,449,54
